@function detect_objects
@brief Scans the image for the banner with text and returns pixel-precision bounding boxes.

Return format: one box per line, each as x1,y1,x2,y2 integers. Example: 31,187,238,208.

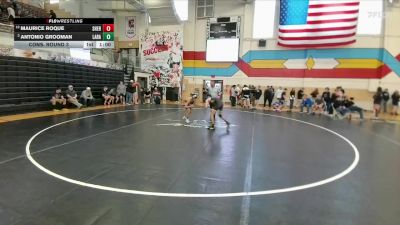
140,31,183,88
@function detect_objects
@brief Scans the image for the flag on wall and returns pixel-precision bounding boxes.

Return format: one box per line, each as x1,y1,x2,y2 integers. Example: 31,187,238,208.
125,16,136,39
278,0,360,48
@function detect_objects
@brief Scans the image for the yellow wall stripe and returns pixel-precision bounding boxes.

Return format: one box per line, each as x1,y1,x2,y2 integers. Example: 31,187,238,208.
336,59,384,69
249,60,286,69
183,60,232,68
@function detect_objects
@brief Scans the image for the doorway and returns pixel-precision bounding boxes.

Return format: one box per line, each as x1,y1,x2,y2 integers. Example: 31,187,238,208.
137,77,148,90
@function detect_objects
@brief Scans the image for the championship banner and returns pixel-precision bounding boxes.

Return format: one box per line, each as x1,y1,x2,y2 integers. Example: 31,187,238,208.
125,16,136,39
140,31,183,88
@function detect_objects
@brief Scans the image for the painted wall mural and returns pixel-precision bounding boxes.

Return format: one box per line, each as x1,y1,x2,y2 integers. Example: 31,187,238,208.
140,31,183,87
183,48,400,79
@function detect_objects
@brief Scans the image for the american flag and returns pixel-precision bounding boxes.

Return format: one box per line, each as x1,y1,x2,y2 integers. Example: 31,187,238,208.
278,0,360,48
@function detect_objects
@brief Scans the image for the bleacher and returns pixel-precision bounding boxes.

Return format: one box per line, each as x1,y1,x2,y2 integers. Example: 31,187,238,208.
0,0,48,25
0,55,124,114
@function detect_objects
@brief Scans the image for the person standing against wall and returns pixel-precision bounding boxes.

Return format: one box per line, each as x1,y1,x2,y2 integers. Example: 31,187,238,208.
255,86,262,108
289,88,296,112
391,90,399,116
230,85,237,107
126,80,134,105
263,86,270,108
267,86,275,108
373,87,383,119
382,88,390,113
297,88,304,108
275,87,283,102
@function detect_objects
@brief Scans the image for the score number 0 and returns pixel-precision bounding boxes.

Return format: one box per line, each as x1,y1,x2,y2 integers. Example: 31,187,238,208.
103,24,114,32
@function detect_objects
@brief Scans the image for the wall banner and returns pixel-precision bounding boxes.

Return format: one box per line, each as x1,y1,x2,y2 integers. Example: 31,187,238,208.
140,31,183,88
125,16,136,39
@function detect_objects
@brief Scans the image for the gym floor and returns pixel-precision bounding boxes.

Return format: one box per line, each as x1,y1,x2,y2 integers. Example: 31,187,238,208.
0,105,399,225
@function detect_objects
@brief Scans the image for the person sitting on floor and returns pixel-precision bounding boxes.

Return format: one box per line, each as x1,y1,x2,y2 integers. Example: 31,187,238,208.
116,81,126,105
102,86,113,105
108,88,117,105
271,100,284,112
80,87,95,107
50,86,66,111
300,94,313,114
65,85,83,109
312,95,325,115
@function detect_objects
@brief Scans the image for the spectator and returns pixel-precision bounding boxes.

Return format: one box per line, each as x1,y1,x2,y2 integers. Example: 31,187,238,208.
300,94,313,114
373,87,383,118
126,80,134,105
139,88,145,104
297,88,304,107
322,87,331,113
235,84,241,106
382,88,390,113
272,100,284,112
49,9,56,19
275,87,283,101
268,86,275,108
132,80,140,104
50,87,66,111
289,88,296,111
263,86,270,108
230,85,237,107
102,86,113,105
7,5,15,24
80,87,95,107
202,87,208,103
153,87,161,104
313,95,325,115
250,85,257,109
108,88,117,104
116,81,126,105
144,88,152,104
255,86,262,108
310,88,319,99
65,85,82,109
281,88,287,102
241,85,251,109
391,90,399,116
343,96,364,120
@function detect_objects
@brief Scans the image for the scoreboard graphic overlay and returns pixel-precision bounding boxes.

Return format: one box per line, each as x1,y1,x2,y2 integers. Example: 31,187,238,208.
14,18,114,49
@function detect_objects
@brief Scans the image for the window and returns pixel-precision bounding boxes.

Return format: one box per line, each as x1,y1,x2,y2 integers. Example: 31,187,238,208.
197,0,214,19
173,0,188,21
252,0,276,39
357,0,383,35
